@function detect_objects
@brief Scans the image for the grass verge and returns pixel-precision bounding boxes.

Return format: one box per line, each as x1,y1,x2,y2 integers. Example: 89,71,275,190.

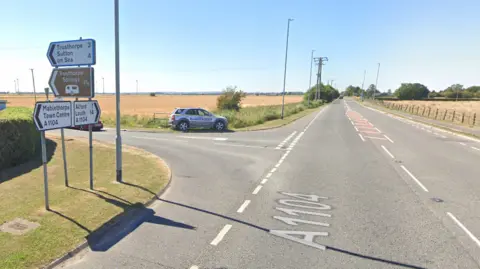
0,136,170,269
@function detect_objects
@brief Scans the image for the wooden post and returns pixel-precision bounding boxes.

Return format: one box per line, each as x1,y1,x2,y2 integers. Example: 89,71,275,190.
452,110,456,122
435,108,438,119
461,112,465,123
428,107,431,118
473,113,477,126
443,110,447,120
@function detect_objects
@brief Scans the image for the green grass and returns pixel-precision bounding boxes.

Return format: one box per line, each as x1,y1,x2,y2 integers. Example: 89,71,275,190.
0,107,33,121
101,101,324,131
0,136,170,269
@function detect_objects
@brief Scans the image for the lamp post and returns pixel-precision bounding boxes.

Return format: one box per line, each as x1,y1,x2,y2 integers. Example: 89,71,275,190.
281,18,294,119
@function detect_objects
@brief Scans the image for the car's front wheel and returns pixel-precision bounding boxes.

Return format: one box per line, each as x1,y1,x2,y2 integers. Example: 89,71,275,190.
214,120,226,131
177,121,189,132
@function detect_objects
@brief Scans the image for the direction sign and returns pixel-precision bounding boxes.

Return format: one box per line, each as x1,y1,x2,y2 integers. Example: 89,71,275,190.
33,101,72,131
49,67,94,98
73,100,101,126
47,39,96,67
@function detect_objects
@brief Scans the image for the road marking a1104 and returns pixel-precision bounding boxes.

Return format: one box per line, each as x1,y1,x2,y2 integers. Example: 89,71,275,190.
269,192,332,251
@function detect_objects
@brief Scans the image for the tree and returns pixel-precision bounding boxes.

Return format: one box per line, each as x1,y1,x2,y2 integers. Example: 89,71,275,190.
303,83,340,103
365,84,380,98
216,86,246,111
345,85,362,96
387,89,392,96
394,83,429,100
466,86,480,93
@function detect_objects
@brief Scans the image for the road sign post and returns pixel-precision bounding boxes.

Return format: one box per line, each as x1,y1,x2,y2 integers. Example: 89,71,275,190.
47,39,96,67
40,131,49,210
61,128,68,187
49,67,94,98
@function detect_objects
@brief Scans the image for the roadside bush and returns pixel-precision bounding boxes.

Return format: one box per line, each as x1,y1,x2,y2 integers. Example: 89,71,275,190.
216,86,246,111
0,107,40,170
150,92,156,97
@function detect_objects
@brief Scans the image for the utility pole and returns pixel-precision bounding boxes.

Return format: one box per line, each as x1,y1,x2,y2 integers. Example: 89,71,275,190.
29,69,37,102
102,77,105,94
281,18,294,119
308,49,315,104
114,0,122,182
361,69,366,99
314,57,328,100
374,63,380,100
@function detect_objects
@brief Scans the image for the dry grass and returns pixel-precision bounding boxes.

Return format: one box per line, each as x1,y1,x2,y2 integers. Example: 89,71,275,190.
383,100,480,114
0,94,303,117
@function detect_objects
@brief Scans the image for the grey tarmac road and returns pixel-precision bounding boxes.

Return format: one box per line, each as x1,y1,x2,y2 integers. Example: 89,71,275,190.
58,101,480,269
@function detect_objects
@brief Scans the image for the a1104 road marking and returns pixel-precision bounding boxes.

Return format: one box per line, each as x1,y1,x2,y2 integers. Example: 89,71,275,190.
269,192,332,251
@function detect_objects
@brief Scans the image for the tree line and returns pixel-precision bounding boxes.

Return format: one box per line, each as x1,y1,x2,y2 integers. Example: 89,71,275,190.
343,83,480,100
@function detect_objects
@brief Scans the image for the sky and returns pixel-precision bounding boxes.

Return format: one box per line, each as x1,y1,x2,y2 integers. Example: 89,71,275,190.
1,0,479,94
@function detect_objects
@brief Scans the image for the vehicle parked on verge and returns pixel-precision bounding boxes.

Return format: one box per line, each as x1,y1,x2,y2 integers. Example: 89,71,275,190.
70,120,104,131
169,108,228,132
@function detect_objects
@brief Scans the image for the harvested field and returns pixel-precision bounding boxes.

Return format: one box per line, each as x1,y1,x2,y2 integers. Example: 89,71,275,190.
0,94,303,116
383,100,480,114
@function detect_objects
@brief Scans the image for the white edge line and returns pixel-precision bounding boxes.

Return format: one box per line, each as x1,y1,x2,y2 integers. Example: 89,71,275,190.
270,168,277,173
237,200,251,213
210,224,233,246
400,165,429,192
358,133,366,142
189,266,199,269
261,178,268,184
381,145,395,159
252,185,262,195
354,126,359,131
447,212,480,248
266,172,273,178
471,146,480,151
383,135,394,143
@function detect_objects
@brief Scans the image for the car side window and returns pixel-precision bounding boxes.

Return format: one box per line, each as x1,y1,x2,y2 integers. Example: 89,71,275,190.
186,109,198,115
198,110,210,116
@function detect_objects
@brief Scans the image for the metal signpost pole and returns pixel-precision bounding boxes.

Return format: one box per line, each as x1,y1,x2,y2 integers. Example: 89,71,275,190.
40,131,49,210
115,0,123,182
89,98,94,190
61,128,68,186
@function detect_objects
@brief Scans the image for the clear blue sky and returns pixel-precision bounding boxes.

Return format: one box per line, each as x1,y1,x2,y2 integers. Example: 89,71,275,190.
1,0,479,93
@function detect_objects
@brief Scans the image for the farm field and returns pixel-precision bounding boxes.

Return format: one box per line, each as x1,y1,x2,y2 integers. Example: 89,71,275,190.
0,94,303,117
383,100,480,114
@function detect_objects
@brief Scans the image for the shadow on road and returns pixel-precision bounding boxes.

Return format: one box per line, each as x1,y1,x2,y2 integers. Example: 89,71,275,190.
48,184,196,252
0,138,57,184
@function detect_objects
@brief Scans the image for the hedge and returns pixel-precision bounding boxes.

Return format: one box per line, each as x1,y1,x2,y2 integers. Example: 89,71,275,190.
0,107,40,170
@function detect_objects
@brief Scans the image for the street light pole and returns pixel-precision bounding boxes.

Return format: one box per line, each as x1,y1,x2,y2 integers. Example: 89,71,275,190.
374,63,380,100
308,49,315,105
114,0,122,182
29,69,37,102
281,18,294,120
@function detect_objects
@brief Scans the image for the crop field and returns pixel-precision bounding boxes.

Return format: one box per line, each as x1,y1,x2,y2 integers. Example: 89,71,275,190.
383,100,480,114
0,94,303,117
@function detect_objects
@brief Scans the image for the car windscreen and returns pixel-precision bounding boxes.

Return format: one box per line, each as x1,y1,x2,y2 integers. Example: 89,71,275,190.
174,109,184,114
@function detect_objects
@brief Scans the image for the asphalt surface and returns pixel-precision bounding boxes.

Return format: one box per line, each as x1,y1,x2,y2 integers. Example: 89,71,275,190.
58,100,480,269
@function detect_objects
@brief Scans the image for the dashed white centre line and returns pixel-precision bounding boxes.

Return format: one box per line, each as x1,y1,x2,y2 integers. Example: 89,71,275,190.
358,133,366,142
472,147,480,151
270,168,277,173
459,142,467,146
189,266,199,269
252,185,262,195
381,145,395,159
400,165,429,192
266,172,273,178
447,212,480,248
210,224,232,246
383,135,394,143
237,200,251,213
261,178,268,184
